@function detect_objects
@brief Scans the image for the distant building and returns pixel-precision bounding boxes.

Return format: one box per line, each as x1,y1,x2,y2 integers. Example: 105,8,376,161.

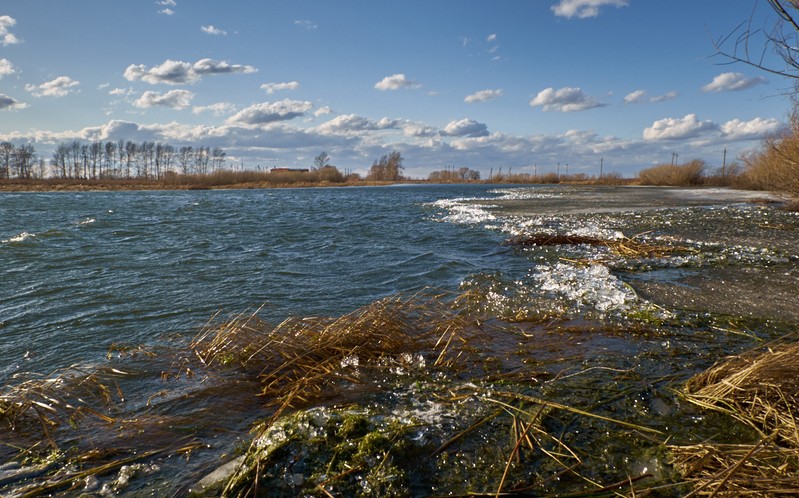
271,167,310,173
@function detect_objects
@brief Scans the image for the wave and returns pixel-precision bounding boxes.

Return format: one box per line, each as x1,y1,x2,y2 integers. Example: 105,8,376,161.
1,232,35,244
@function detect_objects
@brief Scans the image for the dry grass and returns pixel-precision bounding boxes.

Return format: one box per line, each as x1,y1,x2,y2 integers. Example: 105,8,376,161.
638,160,706,186
506,232,695,259
670,442,799,497
191,293,486,420
683,343,799,445
670,342,799,496
741,116,799,198
0,366,123,446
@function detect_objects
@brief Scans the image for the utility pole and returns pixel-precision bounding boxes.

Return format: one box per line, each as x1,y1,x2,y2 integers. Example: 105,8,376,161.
722,147,727,177
599,157,603,179
557,162,560,179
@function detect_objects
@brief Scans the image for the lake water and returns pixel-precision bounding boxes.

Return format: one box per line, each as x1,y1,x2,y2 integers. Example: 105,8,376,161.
1,184,797,496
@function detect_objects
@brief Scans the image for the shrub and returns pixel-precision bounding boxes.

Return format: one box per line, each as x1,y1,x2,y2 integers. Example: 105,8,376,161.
638,160,706,186
740,118,799,197
596,171,625,185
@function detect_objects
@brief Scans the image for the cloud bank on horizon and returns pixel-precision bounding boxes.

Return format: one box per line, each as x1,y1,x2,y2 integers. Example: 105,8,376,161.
0,0,790,177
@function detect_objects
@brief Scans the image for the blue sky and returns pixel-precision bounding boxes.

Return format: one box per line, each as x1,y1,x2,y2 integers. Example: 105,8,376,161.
0,0,792,178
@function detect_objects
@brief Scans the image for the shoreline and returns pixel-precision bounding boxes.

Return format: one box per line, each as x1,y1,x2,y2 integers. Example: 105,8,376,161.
0,177,652,193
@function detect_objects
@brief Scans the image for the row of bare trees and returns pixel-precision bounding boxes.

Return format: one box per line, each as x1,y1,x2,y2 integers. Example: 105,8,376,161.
0,141,226,180
0,142,42,179
50,141,226,180
427,166,481,182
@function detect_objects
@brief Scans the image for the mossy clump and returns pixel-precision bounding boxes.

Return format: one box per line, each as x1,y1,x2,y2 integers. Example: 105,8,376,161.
222,407,428,497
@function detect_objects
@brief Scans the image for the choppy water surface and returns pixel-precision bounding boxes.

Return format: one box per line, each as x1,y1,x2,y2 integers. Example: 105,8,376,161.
1,184,797,496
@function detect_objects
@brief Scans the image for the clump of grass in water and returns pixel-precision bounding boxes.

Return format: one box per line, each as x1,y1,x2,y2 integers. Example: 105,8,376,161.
0,366,121,447
0,364,206,496
190,293,488,421
505,231,697,260
670,339,799,495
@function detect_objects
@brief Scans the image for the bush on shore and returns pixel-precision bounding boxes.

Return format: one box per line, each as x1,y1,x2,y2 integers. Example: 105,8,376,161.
739,115,799,198
638,160,706,186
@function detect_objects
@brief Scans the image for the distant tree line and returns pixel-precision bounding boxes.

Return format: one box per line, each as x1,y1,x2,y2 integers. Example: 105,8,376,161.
0,140,227,180
0,142,42,179
50,141,226,179
366,151,404,181
428,166,481,182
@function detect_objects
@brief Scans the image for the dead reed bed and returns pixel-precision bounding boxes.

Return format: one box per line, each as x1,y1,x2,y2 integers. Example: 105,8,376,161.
191,293,487,421
506,232,695,260
638,160,706,186
0,366,123,447
670,341,799,496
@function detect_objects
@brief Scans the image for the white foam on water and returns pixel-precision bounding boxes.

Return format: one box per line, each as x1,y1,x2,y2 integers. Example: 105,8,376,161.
77,218,96,226
567,225,625,241
2,232,35,244
429,198,497,225
489,188,562,200
532,262,638,313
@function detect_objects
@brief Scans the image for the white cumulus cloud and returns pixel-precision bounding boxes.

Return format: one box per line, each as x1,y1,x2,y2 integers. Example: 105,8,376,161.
201,25,227,36
25,76,80,97
643,114,718,141
552,0,629,19
0,94,26,110
624,89,678,104
702,72,767,93
651,90,679,102
192,102,237,116
465,89,503,103
225,99,313,125
623,90,647,104
157,0,175,15
0,15,20,46
442,119,489,137
124,58,257,85
294,20,318,30
134,89,194,109
721,117,782,140
374,73,421,91
314,114,399,135
0,58,15,79
530,87,605,112
261,81,300,94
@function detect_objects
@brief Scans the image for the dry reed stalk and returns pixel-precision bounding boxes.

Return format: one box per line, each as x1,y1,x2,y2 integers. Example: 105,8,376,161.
683,343,799,446
0,367,122,441
670,342,799,495
669,442,799,497
191,294,485,418
506,232,695,260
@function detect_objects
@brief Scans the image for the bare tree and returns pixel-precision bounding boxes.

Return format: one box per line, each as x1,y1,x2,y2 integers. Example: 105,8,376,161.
12,144,35,179
313,151,330,171
211,146,226,172
0,142,12,179
178,146,193,175
52,143,68,178
714,1,799,80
